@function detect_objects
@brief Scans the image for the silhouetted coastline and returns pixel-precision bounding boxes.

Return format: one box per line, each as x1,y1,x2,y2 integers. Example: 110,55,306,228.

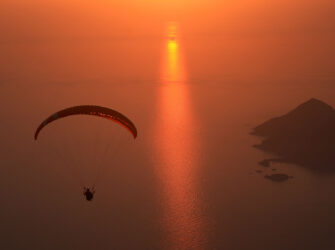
265,174,292,182
252,98,335,174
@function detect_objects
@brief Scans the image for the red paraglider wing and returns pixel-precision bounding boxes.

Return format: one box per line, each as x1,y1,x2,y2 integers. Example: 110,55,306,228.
34,105,137,140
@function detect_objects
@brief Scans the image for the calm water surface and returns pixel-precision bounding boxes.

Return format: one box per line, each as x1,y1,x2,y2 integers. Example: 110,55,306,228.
1,26,335,250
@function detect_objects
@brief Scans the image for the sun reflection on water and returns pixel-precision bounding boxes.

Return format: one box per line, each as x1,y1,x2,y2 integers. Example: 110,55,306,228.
154,22,205,250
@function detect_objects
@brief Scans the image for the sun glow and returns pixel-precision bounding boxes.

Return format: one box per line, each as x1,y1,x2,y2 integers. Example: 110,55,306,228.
161,23,185,84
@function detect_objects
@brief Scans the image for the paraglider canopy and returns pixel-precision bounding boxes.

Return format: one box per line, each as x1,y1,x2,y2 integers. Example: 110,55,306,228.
34,105,137,140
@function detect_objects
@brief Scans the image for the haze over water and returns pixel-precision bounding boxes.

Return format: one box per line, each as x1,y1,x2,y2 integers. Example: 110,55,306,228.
1,0,335,249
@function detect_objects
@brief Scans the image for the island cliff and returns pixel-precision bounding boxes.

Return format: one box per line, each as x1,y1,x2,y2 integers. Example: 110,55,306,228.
252,98,335,173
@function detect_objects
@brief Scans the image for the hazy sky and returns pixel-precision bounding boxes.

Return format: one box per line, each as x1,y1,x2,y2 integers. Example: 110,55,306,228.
1,0,334,41
1,0,334,89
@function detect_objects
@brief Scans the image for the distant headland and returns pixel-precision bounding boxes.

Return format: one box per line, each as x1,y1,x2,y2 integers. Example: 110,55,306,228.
252,98,335,174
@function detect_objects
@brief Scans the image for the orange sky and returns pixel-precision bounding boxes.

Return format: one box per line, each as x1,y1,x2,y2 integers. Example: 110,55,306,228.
1,0,334,41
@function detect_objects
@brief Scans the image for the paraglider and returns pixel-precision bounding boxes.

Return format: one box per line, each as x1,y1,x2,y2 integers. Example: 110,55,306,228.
34,105,137,201
83,187,95,201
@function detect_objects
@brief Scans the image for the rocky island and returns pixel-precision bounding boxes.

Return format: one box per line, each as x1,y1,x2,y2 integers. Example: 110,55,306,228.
252,98,335,173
